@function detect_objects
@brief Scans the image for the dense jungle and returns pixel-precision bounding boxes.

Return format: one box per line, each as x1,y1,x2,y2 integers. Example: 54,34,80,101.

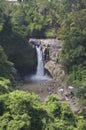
0,0,86,130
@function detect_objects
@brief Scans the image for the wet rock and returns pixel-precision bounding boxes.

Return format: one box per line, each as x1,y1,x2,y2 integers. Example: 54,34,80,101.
29,38,65,86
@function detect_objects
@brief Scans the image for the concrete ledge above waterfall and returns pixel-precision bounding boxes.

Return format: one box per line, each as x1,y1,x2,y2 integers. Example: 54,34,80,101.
29,38,62,47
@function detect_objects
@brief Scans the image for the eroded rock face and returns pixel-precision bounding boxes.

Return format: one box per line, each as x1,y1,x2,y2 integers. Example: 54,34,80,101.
30,38,65,86
42,39,65,86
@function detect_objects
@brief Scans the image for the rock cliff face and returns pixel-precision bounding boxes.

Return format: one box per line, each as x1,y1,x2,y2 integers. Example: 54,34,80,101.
30,38,65,86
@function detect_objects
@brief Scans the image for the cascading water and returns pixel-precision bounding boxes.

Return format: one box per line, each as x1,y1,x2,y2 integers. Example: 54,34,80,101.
36,46,44,76
30,43,51,81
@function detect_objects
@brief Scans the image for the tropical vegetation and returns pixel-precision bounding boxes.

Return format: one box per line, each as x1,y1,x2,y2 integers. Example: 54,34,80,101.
0,0,86,129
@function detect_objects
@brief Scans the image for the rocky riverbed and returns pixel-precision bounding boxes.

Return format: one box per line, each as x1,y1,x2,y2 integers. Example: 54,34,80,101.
16,78,80,114
16,79,57,102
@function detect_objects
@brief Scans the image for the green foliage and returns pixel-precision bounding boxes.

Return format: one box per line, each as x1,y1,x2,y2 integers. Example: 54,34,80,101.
0,46,16,81
0,91,46,130
0,77,11,95
0,0,8,32
0,93,86,130
67,65,86,87
59,7,86,87
76,85,86,118
0,0,37,75
58,2,86,111
0,113,31,130
44,95,61,117
0,0,86,129
10,1,46,38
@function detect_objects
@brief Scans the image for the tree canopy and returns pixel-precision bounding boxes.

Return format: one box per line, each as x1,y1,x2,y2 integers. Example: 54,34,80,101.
0,91,86,130
0,0,86,128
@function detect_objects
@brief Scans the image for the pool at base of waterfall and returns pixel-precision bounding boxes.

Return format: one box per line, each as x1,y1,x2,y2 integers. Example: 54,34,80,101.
24,73,52,82
30,74,52,81
17,78,55,101
19,43,54,101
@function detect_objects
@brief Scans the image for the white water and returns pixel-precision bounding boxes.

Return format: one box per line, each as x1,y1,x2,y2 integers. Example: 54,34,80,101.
36,46,44,76
30,45,51,80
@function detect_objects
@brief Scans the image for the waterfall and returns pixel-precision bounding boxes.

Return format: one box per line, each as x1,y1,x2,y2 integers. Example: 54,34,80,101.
36,46,44,76
30,44,51,81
